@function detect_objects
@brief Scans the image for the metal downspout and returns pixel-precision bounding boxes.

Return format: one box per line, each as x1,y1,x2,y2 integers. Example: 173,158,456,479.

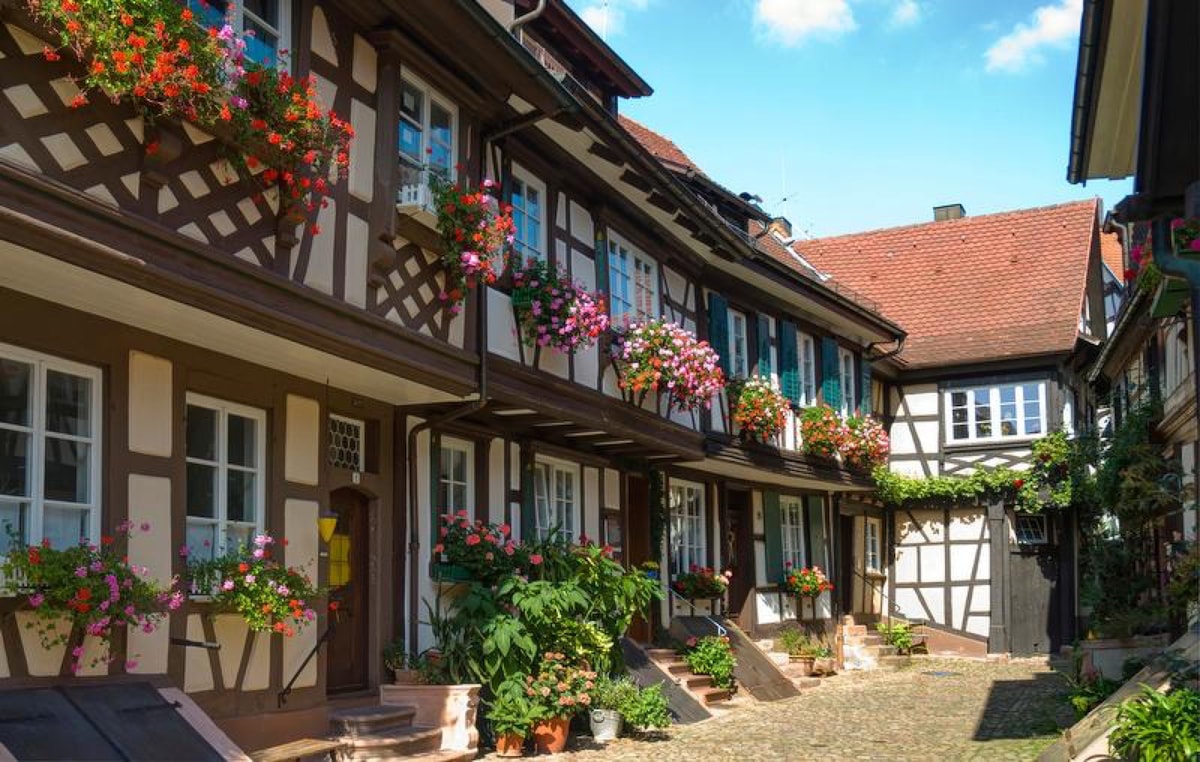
508,0,548,33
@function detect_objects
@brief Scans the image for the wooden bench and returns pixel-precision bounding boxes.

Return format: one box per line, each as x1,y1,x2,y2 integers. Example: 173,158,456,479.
249,738,348,762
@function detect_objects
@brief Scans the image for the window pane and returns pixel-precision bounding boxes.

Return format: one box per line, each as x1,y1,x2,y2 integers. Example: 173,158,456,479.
1000,401,1017,436
187,406,218,461
45,370,91,437
0,429,30,497
0,500,28,552
243,0,278,24
227,470,256,523
227,414,257,468
399,85,424,163
43,504,89,549
806,498,828,570
226,523,255,554
1024,407,1042,435
243,21,279,64
187,462,217,518
973,389,991,438
950,391,966,409
43,438,89,503
0,359,31,427
452,484,466,512
429,103,453,174
452,450,466,483
953,423,969,440
185,520,217,562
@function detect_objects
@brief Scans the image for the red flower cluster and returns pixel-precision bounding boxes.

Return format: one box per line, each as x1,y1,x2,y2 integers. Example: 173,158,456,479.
672,565,731,599
783,564,833,597
731,375,790,443
430,175,513,312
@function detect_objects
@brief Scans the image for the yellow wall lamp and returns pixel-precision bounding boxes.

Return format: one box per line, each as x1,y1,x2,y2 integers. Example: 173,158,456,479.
318,509,338,557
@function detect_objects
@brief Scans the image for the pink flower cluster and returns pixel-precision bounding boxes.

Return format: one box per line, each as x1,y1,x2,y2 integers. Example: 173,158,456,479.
510,257,610,353
842,415,891,470
612,319,726,412
1171,217,1200,253
431,175,512,312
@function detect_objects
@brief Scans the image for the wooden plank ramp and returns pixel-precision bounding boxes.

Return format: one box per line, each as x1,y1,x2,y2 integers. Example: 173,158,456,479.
620,638,711,724
669,616,801,701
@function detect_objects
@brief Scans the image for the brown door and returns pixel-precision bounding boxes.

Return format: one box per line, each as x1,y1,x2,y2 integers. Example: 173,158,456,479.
326,488,370,694
625,475,652,642
725,489,755,615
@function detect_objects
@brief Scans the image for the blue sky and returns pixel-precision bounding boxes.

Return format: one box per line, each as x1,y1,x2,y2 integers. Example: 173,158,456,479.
565,0,1131,238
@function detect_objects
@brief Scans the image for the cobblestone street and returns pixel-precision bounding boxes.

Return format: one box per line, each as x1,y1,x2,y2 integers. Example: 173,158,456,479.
528,657,1075,762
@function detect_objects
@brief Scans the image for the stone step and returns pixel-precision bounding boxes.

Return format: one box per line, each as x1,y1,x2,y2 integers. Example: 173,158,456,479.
877,655,915,670
696,686,731,705
666,661,691,675
793,677,822,690
334,724,443,761
329,704,417,737
842,624,867,636
683,674,714,690
644,648,680,660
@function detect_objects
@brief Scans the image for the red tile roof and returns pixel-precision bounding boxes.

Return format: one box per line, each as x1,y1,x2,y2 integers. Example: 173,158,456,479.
618,115,702,174
794,200,1102,369
1100,230,1124,282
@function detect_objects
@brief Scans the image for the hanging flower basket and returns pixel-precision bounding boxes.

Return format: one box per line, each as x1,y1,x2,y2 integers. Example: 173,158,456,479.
671,565,730,599
730,375,789,443
509,257,609,353
841,415,890,470
800,405,846,460
783,564,833,597
429,174,512,312
611,319,725,412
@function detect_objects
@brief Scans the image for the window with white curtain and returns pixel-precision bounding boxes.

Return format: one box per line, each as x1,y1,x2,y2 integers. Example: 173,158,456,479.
798,332,817,406
511,163,546,261
608,232,657,323
437,437,472,515
669,480,705,575
0,344,102,553
534,458,577,540
780,496,806,569
839,347,857,416
865,517,881,572
729,310,749,378
946,382,1046,443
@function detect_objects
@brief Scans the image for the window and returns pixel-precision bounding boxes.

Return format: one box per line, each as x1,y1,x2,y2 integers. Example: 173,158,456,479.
669,480,705,576
437,437,472,515
780,496,806,570
510,164,546,261
1014,514,1048,545
946,382,1046,443
0,346,101,554
806,496,828,570
607,233,657,322
729,310,749,378
533,458,577,540
839,348,857,416
798,332,817,406
864,517,881,573
190,0,291,66
328,414,364,472
398,73,456,205
185,395,266,562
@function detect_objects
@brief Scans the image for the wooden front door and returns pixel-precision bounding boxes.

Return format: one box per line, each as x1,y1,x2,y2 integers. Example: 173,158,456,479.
724,489,755,615
626,475,652,642
326,488,370,694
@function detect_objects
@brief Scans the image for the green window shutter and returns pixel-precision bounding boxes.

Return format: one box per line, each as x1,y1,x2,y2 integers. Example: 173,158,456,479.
763,490,783,584
708,292,730,377
595,228,610,308
860,359,872,415
779,320,799,404
429,432,442,548
820,337,841,410
756,314,773,378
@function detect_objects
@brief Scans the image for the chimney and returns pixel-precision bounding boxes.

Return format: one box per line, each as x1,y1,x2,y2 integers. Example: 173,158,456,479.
933,203,966,221
768,216,793,239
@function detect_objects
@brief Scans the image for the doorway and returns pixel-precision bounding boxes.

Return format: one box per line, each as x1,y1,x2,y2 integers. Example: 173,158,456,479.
724,488,754,616
326,488,370,694
625,475,652,642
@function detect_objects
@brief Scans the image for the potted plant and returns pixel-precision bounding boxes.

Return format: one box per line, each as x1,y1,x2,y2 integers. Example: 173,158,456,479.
618,682,671,735
800,405,846,460
783,564,833,598
523,652,596,754
671,565,731,603
486,689,541,758
429,174,511,312
509,256,609,353
729,375,790,443
383,637,422,684
679,635,736,690
432,511,522,586
611,319,725,412
589,676,637,742
841,415,890,470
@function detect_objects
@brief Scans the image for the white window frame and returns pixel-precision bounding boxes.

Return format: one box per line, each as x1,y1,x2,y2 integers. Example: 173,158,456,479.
945,382,1047,444
864,517,881,573
437,436,473,516
185,393,267,560
510,163,547,261
839,347,857,417
398,70,458,205
1014,514,1049,545
729,309,749,378
668,480,705,576
607,231,658,323
0,343,102,551
533,456,578,540
191,1,292,68
780,496,806,570
798,332,817,406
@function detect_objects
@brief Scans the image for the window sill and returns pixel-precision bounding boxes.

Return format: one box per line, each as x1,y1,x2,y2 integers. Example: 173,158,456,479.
944,436,1043,452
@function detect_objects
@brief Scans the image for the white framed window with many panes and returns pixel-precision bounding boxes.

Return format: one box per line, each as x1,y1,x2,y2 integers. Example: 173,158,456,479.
839,347,857,416
669,480,705,576
533,457,578,540
865,517,881,573
437,437,473,516
185,394,266,562
798,332,817,406
0,344,102,554
189,0,291,67
945,382,1046,444
728,309,749,378
510,163,546,261
780,496,806,570
398,71,457,208
607,232,657,323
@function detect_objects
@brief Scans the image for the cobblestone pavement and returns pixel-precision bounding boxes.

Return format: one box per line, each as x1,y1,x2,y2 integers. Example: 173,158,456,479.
493,657,1075,762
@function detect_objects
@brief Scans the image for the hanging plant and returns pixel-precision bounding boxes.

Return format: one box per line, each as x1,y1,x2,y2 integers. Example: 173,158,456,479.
783,564,833,597
1170,217,1200,253
840,415,890,470
729,375,789,443
429,173,512,312
611,319,725,412
799,405,846,460
1,522,181,673
28,0,354,231
510,257,609,353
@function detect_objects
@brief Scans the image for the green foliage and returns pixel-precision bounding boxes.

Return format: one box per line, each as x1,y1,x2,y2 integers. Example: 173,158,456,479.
681,635,736,689
382,637,409,672
649,469,666,558
591,675,641,711
619,682,671,731
1110,686,1200,761
774,627,808,657
486,684,544,740
521,652,598,720
876,621,914,654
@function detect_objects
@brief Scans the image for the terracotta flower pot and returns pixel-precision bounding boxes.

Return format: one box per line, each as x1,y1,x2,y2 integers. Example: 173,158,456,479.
531,715,570,754
495,732,526,757
392,668,422,684
789,654,816,676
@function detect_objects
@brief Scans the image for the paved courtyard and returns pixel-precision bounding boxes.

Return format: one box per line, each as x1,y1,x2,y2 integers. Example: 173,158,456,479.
532,657,1075,761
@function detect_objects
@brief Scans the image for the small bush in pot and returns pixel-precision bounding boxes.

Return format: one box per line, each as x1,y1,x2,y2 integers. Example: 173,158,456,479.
589,676,637,741
679,635,736,689
619,682,670,733
486,686,542,757
382,637,422,684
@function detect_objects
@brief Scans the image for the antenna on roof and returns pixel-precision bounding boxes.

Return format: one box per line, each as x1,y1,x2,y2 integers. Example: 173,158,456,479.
600,0,610,40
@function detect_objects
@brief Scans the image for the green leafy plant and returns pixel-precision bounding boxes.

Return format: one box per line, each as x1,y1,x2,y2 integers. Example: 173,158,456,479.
774,626,809,657
1109,686,1200,761
876,621,914,654
382,636,411,672
510,256,609,353
487,683,544,740
591,675,640,712
521,652,597,719
429,175,512,310
799,405,845,459
680,635,736,689
619,682,671,731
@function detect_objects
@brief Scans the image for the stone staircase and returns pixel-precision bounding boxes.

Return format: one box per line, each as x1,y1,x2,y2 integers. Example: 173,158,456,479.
840,614,916,671
328,704,475,762
750,639,824,691
643,648,734,706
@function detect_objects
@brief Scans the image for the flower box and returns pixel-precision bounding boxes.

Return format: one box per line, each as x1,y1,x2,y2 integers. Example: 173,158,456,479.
431,562,472,584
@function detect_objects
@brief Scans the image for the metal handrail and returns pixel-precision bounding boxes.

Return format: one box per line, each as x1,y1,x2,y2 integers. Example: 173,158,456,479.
666,586,727,637
278,620,334,707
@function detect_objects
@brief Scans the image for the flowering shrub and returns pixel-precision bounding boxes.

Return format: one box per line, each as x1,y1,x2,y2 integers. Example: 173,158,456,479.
185,533,318,636
800,405,846,460
29,0,353,227
433,510,523,584
730,375,790,443
783,564,833,597
430,174,512,311
841,415,890,470
522,652,597,719
1,522,179,673
510,257,609,353
612,320,725,412
680,635,735,689
671,565,730,599
1170,217,1200,253
1126,233,1163,293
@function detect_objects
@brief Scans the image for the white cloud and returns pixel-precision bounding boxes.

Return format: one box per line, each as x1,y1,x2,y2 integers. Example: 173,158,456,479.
753,0,856,46
578,0,650,39
984,0,1082,73
890,0,920,27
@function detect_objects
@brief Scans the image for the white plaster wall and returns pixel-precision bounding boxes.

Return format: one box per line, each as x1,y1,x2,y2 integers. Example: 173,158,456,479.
570,202,594,244
509,442,522,543
183,614,213,692
281,498,319,688
571,249,600,390
709,484,721,571
603,469,620,510
486,287,520,362
128,351,172,457
285,394,320,486
127,474,171,675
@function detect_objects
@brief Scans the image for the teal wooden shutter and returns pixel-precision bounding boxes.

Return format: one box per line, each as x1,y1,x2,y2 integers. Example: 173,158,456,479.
595,229,610,308
860,359,872,415
756,314,773,378
708,292,730,377
820,337,841,410
779,320,799,404
763,490,783,585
